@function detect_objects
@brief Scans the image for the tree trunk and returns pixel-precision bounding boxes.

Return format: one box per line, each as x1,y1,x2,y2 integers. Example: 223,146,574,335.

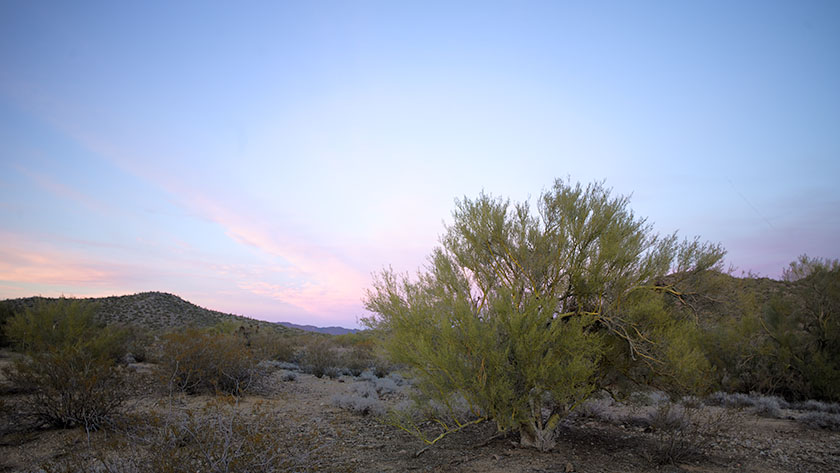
519,422,557,452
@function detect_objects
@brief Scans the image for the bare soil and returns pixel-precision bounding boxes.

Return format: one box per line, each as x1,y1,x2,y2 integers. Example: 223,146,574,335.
1,363,838,473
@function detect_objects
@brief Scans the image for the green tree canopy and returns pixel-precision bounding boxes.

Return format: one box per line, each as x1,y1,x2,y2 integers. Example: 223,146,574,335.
364,179,725,451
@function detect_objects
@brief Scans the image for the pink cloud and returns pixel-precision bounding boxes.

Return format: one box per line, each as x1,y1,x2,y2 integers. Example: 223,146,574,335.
186,195,369,316
0,233,115,286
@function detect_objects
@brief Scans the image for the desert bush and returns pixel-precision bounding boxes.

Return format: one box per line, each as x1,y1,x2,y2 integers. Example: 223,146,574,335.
339,345,374,376
248,330,297,362
4,298,127,360
332,381,385,416
279,370,298,382
573,398,619,423
365,179,723,451
705,391,754,408
6,347,131,430
705,391,787,417
373,376,399,395
301,338,340,378
2,299,131,430
792,399,840,414
640,401,736,465
751,395,783,418
798,411,840,431
159,328,259,395
0,303,15,347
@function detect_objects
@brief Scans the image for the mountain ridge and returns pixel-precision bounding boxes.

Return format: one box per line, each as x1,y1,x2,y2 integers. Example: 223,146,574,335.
0,291,297,334
277,321,359,335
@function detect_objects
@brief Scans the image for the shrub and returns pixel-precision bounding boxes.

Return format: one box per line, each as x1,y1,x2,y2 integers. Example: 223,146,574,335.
332,382,385,416
279,370,298,382
373,376,399,395
248,330,297,362
4,298,127,360
339,345,373,376
798,411,840,431
573,398,618,423
6,348,130,431
793,399,840,414
2,299,131,430
159,328,259,395
365,180,723,451
300,338,340,378
751,395,783,418
332,393,385,416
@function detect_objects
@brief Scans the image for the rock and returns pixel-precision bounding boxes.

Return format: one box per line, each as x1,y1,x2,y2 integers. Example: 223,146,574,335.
564,461,575,472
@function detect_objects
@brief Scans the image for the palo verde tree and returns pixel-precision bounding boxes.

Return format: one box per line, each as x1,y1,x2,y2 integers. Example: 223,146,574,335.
364,179,724,451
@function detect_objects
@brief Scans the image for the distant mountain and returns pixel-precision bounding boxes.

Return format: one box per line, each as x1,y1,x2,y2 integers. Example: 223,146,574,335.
278,321,358,335
0,292,296,334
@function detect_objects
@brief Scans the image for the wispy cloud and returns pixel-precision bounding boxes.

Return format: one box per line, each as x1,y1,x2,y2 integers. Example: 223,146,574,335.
12,163,114,216
186,193,369,316
0,231,116,286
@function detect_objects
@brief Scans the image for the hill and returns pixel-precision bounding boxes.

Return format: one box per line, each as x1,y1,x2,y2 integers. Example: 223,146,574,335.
0,291,296,334
278,321,358,335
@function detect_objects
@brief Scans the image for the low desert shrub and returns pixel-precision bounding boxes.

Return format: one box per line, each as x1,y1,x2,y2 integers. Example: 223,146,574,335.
705,391,787,417
279,370,298,382
301,339,340,378
798,411,840,431
574,398,619,423
331,382,385,416
373,376,399,395
792,399,840,414
750,395,783,418
340,345,374,376
159,328,259,395
6,347,130,430
248,331,297,362
642,402,734,465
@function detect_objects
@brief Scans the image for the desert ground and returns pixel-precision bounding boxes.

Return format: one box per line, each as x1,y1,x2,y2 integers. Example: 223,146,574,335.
2,354,838,473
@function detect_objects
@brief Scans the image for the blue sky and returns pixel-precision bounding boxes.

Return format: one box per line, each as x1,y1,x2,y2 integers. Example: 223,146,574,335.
1,1,838,327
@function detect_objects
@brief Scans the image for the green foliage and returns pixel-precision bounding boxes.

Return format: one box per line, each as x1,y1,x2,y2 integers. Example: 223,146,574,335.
2,299,130,429
699,255,840,402
365,179,724,451
4,298,126,359
767,256,840,400
0,303,15,347
159,328,259,395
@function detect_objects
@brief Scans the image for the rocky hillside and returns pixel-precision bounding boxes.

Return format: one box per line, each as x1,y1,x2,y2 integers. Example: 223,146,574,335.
0,292,296,334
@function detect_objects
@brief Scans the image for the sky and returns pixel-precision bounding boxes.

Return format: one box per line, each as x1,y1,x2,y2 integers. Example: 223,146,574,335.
1,1,838,328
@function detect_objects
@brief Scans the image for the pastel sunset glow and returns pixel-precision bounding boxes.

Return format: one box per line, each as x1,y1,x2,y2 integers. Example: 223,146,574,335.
1,1,838,328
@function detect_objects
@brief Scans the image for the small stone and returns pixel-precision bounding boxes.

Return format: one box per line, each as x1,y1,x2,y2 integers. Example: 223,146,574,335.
564,461,575,472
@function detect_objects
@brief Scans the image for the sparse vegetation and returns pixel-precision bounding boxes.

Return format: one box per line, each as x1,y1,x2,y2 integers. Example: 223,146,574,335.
2,248,840,471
